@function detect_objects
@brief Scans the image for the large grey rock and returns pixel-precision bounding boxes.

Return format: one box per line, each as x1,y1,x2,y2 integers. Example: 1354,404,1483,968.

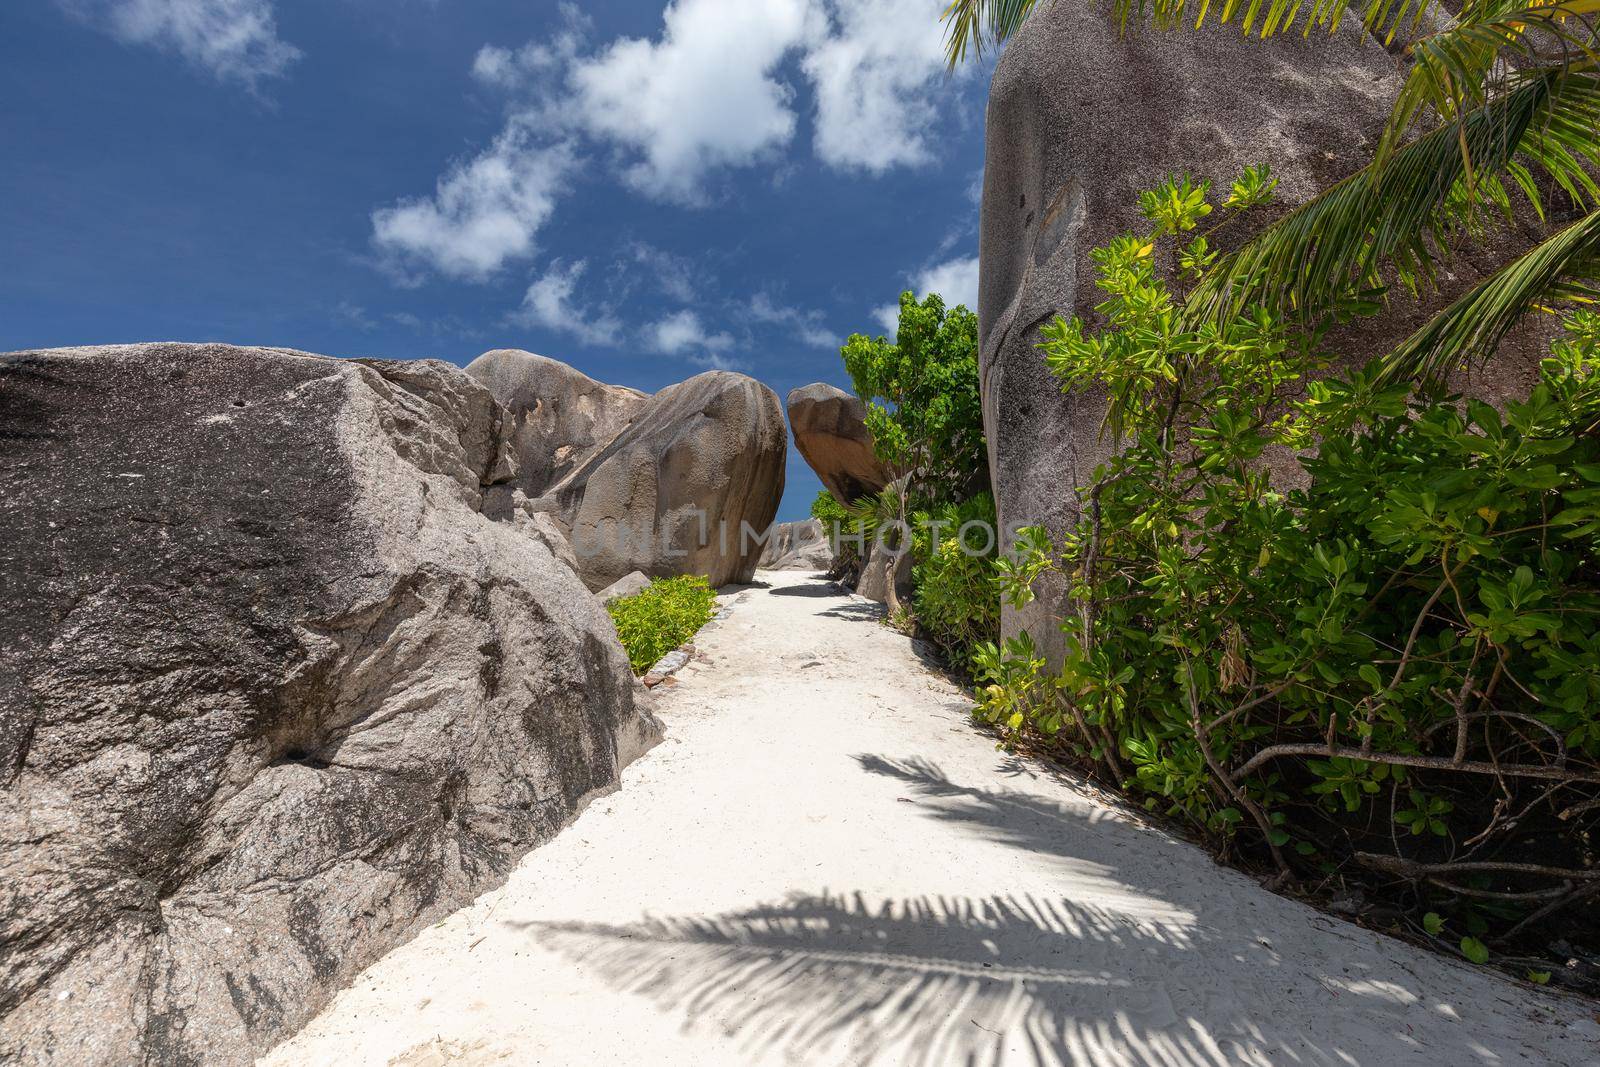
465,348,649,498
756,518,833,571
856,543,912,607
0,343,661,1065
596,570,653,603
787,383,890,504
978,12,1551,665
539,372,787,591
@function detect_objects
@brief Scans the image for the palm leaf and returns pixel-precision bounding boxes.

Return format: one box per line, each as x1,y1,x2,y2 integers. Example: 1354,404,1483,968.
942,0,1045,66
1376,205,1600,384
1186,70,1600,327
1375,1,1600,168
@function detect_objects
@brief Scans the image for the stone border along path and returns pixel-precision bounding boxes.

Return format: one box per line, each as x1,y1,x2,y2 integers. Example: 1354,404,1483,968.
264,571,1600,1067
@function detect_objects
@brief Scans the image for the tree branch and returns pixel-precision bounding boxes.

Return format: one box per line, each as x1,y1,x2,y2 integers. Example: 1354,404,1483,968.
1232,743,1600,783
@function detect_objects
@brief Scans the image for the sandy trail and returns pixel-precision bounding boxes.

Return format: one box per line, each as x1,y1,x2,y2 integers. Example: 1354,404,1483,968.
266,571,1599,1067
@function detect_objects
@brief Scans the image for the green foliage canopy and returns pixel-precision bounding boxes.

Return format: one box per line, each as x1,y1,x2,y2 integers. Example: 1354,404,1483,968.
840,291,988,510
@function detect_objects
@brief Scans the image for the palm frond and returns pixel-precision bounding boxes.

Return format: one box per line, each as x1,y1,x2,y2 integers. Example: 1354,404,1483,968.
942,0,1045,67
940,0,1599,67
1186,70,1600,327
1376,206,1600,384
1375,1,1600,168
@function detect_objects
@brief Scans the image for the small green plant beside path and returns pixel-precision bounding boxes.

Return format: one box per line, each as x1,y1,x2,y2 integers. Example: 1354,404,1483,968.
607,576,718,674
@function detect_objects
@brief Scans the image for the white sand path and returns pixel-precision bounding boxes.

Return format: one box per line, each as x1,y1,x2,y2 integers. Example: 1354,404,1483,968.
265,570,1600,1067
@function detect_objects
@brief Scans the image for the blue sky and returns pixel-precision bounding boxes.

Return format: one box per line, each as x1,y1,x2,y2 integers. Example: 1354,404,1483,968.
2,1,992,520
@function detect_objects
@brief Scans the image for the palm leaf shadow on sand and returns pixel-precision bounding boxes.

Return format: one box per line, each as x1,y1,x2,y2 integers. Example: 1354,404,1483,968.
517,757,1583,1067
524,891,1234,1067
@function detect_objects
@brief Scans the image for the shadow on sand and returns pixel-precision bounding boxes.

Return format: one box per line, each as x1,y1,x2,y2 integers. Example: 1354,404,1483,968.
767,581,843,599
514,757,1575,1066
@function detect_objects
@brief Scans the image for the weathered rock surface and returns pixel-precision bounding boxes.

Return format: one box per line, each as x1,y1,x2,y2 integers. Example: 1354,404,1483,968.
757,518,833,572
596,570,653,603
0,343,661,1065
978,13,1551,664
855,544,912,607
465,348,649,499
786,383,890,504
539,372,787,591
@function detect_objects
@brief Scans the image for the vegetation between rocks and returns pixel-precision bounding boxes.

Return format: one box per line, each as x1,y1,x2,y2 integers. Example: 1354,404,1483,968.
911,491,1001,677
827,292,999,674
977,169,1600,985
606,575,718,674
944,0,1600,989
811,488,864,584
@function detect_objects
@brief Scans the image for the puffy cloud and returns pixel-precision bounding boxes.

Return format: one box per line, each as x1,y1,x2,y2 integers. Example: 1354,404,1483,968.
568,0,822,203
647,309,734,355
803,0,955,172
915,254,980,309
371,0,971,289
470,7,588,93
745,293,838,349
514,259,624,346
371,128,576,282
874,253,979,332
58,0,299,88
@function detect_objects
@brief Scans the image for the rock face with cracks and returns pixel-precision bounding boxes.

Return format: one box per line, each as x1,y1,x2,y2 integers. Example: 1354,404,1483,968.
978,12,1553,666
0,343,661,1065
786,383,890,505
536,371,787,591
756,519,832,572
464,348,649,499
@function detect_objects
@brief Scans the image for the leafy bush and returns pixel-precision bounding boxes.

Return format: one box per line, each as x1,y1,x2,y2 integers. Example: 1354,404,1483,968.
842,292,987,509
839,292,989,617
809,488,852,527
810,489,862,583
912,492,1000,677
606,575,717,674
988,173,1600,969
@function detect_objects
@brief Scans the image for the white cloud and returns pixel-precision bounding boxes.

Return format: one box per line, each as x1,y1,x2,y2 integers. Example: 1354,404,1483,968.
874,253,979,333
648,309,734,355
371,127,576,282
915,254,980,310
567,0,822,203
370,0,969,291
335,300,376,331
803,0,955,172
745,293,838,349
514,259,623,346
628,242,699,303
59,0,299,88
471,7,588,93
687,352,750,372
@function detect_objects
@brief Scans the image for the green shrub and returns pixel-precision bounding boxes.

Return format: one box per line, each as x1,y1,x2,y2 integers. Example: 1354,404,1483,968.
809,488,851,526
606,575,717,674
911,492,1000,677
987,173,1600,956
809,490,860,582
842,292,987,508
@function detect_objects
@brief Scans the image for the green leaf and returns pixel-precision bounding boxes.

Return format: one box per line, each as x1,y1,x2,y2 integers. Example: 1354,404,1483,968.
1423,912,1445,936
1460,936,1491,965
